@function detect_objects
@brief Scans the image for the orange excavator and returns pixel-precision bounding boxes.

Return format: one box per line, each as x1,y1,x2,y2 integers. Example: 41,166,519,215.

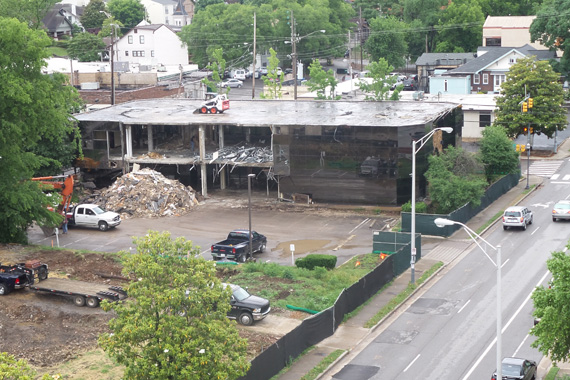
31,175,75,236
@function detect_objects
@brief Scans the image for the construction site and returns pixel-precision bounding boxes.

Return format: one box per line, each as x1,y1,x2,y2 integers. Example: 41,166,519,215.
74,98,461,205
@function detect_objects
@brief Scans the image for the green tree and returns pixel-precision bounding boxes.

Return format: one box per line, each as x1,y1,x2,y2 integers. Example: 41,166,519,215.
530,0,570,76
260,48,283,99
403,0,446,53
0,0,59,29
99,17,124,38
425,146,487,213
194,0,224,13
202,48,226,92
305,59,339,100
435,0,484,53
0,352,58,380
0,18,82,244
479,125,520,182
478,0,544,17
531,248,570,363
365,16,408,69
494,57,566,138
68,32,106,62
99,231,249,380
107,0,146,28
358,59,400,101
80,0,108,29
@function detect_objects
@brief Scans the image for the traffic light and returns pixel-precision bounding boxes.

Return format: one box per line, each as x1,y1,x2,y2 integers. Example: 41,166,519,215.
515,144,521,152
522,101,528,112
530,127,534,134
523,126,528,135
528,98,533,109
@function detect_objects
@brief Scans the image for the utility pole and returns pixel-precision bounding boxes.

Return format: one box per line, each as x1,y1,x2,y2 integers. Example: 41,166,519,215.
252,12,257,99
291,10,298,100
110,30,115,105
359,7,363,71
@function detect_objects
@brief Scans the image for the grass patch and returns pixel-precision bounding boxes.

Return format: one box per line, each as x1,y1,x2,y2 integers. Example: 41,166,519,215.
35,348,124,379
522,184,537,194
475,210,504,235
47,46,68,57
269,346,316,380
300,349,345,380
545,367,559,380
363,261,443,328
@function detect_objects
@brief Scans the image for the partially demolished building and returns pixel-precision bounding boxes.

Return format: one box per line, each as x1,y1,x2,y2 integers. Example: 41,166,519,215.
74,99,460,205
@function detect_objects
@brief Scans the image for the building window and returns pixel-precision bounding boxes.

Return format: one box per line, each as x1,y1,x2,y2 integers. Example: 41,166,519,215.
483,73,488,84
473,74,480,85
509,58,516,64
125,51,129,56
165,7,168,14
134,29,137,34
480,112,492,128
486,37,501,46
128,35,133,44
140,35,144,44
494,74,506,86
165,18,169,24
444,79,448,92
151,50,154,57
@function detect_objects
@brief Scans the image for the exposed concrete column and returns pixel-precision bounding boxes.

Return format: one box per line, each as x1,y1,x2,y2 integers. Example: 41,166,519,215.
246,127,251,143
199,125,207,197
126,125,133,158
219,125,226,190
147,125,154,152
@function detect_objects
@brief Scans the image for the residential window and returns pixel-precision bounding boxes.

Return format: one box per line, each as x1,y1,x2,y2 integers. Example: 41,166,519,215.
486,37,501,46
140,35,144,44
165,7,168,14
151,50,155,57
494,74,506,86
444,80,448,92
473,74,480,85
125,51,129,56
480,112,492,128
509,58,516,64
128,35,133,44
483,73,489,84
134,29,137,34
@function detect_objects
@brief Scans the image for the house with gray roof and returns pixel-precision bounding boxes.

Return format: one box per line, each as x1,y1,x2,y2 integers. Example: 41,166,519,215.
415,52,477,92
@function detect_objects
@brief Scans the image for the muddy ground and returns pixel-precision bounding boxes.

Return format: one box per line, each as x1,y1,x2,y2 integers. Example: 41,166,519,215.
0,244,290,370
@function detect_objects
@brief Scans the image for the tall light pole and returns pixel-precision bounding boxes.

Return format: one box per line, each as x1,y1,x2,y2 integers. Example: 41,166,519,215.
248,173,256,260
410,127,453,283
100,11,118,105
434,218,502,380
251,12,257,99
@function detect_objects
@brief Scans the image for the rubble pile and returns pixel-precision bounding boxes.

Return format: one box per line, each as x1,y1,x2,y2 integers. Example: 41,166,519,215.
137,152,166,159
83,168,198,219
212,146,273,163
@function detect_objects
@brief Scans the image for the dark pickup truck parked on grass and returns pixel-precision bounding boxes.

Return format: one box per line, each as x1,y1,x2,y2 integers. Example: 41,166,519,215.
226,283,271,326
211,230,267,262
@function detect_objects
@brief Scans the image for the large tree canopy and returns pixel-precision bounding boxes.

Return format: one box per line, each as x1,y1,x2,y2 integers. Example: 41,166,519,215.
0,18,82,243
107,0,146,29
365,16,408,69
67,32,106,62
479,125,520,182
494,57,566,138
0,0,59,28
80,0,108,29
99,231,250,380
435,0,484,53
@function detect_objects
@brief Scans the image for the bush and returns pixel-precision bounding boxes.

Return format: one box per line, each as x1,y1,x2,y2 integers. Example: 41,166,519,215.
401,200,427,213
295,254,337,270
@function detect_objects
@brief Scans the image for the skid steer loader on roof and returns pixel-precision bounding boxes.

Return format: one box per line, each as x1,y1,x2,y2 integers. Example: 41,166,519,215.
194,93,229,114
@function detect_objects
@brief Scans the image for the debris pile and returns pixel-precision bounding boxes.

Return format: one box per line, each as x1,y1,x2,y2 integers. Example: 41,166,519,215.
137,152,166,159
82,168,198,219
211,146,273,164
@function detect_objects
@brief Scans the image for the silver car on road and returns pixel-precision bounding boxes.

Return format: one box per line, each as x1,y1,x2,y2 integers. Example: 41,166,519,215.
502,206,533,230
552,200,570,221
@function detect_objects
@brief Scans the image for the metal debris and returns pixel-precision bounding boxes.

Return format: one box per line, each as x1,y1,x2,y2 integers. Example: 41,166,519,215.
81,168,198,219
209,146,273,164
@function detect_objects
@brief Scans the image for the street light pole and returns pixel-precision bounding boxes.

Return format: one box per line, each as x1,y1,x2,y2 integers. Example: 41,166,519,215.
248,173,255,260
410,127,453,283
434,218,502,380
251,12,256,99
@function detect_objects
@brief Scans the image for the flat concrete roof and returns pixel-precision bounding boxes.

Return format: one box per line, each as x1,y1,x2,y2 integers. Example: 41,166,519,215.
74,99,457,127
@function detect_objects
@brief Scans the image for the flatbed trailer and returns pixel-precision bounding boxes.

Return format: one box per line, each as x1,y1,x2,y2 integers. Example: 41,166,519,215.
29,278,127,308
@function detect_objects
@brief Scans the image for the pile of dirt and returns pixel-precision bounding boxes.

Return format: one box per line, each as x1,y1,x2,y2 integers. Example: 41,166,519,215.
81,168,199,219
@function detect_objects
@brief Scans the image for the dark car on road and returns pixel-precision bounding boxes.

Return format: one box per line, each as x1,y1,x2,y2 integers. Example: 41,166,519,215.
402,79,416,91
491,357,537,380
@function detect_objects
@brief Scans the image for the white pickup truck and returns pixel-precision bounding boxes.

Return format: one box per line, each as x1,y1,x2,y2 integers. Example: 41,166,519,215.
66,204,121,231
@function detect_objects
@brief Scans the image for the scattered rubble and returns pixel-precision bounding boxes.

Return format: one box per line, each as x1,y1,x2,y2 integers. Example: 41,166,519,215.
210,146,273,164
81,168,199,219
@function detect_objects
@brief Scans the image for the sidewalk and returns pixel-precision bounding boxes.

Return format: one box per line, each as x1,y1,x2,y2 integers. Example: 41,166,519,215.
277,138,570,380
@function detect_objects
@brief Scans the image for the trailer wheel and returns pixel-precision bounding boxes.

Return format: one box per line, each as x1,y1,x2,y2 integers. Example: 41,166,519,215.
0,284,7,295
86,297,99,308
74,295,86,307
38,268,48,281
98,221,109,231
238,312,254,326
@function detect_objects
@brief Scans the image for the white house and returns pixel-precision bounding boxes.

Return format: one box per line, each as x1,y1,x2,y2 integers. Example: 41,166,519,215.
140,0,192,28
114,21,189,66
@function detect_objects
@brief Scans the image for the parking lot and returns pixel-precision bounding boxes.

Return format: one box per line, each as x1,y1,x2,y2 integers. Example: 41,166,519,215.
27,192,394,266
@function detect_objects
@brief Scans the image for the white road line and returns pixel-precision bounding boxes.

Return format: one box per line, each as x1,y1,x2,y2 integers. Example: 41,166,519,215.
564,246,568,253
513,334,530,357
462,270,550,380
550,181,570,184
349,218,370,234
403,354,420,372
564,175,570,181
103,239,119,246
458,300,471,314
200,248,211,256
531,227,540,236
551,174,560,180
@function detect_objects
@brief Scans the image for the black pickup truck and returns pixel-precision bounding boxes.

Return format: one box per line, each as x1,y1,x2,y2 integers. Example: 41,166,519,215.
211,230,267,262
0,261,49,295
226,283,271,326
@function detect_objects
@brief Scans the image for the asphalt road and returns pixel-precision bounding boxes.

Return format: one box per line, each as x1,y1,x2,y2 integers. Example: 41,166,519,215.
326,161,570,379
27,195,390,267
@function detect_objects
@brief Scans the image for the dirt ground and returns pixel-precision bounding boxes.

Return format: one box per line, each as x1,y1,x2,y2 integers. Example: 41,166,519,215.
0,244,288,375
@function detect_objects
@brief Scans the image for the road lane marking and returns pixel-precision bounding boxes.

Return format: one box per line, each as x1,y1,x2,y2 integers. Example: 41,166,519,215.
333,235,355,251
531,227,540,236
349,218,370,234
461,270,550,380
513,334,530,357
551,181,570,184
200,248,211,256
458,300,470,314
564,174,570,181
403,354,420,372
551,174,560,180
